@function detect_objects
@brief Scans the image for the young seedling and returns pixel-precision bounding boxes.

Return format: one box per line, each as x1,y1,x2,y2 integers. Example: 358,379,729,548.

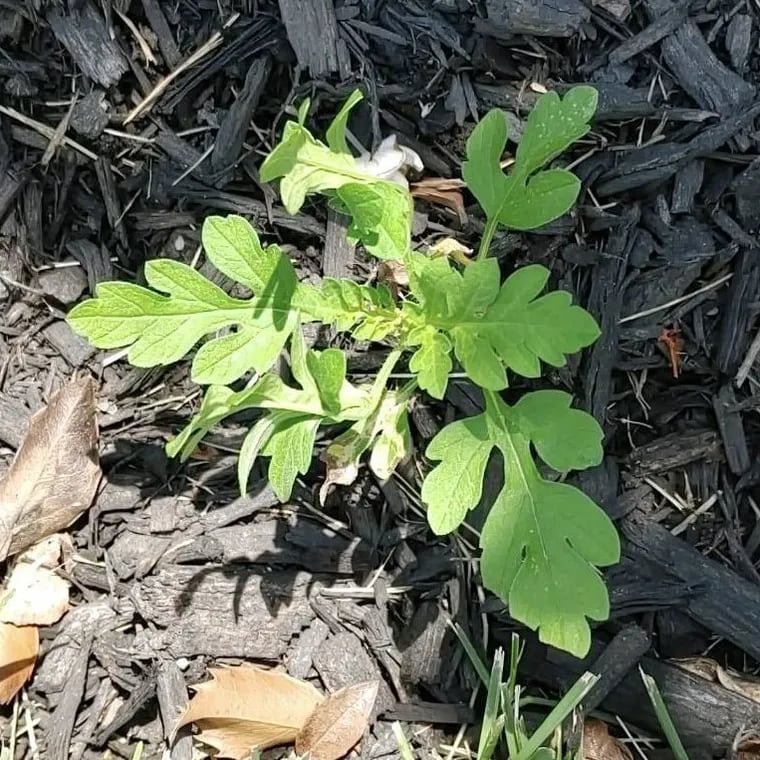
67,87,619,657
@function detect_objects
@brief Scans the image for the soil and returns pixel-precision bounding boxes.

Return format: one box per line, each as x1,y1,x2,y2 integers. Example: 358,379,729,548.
2,0,760,758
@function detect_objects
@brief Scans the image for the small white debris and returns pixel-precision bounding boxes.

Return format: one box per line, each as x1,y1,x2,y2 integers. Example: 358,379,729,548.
355,135,423,188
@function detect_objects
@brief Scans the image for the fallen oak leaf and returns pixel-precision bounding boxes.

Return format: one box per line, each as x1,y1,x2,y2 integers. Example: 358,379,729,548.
176,665,324,759
0,375,101,560
0,622,38,705
295,680,379,760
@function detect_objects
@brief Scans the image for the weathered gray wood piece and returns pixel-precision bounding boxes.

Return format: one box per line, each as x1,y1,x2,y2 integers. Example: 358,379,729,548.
277,0,348,76
46,1,128,87
642,0,754,115
522,633,760,755
131,565,319,658
621,515,760,663
484,0,589,37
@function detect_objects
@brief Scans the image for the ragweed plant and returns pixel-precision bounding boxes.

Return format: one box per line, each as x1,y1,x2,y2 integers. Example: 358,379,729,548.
68,87,619,657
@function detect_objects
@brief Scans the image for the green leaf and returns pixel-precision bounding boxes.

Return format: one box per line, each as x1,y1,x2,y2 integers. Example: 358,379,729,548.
409,328,452,400
422,390,617,657
190,321,295,386
263,414,322,500
297,98,310,125
238,415,278,493
68,260,252,363
336,181,412,259
407,255,599,389
304,277,399,338
405,252,461,317
498,169,581,231
306,349,346,415
261,121,361,213
515,87,597,177
462,87,596,237
170,328,378,500
461,109,511,220
201,215,287,295
288,323,315,393
261,103,413,260
166,385,235,459
68,215,301,384
368,391,411,480
513,390,603,471
326,89,363,154
421,415,491,534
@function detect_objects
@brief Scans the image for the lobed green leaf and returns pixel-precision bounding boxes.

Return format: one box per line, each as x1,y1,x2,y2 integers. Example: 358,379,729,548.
68,215,301,386
261,98,413,260
462,86,597,234
422,390,617,657
405,254,600,391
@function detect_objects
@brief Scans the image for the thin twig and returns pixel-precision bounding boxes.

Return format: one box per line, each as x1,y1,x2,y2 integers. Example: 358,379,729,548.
124,13,239,124
619,273,732,324
0,105,97,161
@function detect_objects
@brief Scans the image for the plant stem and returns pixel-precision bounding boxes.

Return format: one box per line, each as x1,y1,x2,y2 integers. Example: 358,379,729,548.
368,348,403,408
477,217,498,261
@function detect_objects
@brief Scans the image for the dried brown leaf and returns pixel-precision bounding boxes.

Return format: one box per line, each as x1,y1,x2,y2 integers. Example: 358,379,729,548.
0,535,71,625
738,736,760,759
582,718,633,760
0,622,38,704
673,657,760,705
412,177,465,191
295,680,379,760
715,665,760,705
176,665,324,759
0,375,101,560
411,178,467,224
671,656,719,681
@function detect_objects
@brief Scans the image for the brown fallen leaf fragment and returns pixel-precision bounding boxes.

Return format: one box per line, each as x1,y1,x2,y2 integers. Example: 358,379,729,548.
177,665,324,759
582,718,632,760
411,177,467,224
674,656,760,705
295,680,379,760
738,736,760,759
0,535,71,625
0,375,101,561
0,621,38,704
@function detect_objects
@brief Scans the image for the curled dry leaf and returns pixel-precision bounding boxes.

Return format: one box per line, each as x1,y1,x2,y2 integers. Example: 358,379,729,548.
738,736,760,760
582,718,633,760
295,680,379,760
0,535,71,626
0,375,101,560
0,622,38,705
674,657,760,705
176,665,324,760
411,177,467,224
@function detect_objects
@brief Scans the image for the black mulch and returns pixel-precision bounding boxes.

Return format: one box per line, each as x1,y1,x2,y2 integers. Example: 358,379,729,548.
2,0,760,757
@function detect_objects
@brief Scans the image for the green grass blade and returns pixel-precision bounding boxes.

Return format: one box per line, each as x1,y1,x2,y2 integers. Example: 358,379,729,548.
478,648,506,760
512,672,598,760
449,621,491,686
640,667,690,760
392,721,416,760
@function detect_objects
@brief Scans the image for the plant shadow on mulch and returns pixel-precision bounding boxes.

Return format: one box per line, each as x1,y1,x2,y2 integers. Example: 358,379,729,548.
2,0,760,758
